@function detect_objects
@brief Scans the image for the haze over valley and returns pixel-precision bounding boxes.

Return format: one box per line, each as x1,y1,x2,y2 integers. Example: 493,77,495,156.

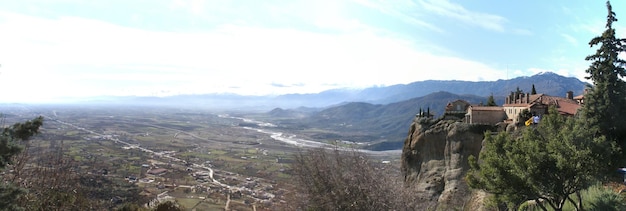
6,72,589,149
2,0,626,210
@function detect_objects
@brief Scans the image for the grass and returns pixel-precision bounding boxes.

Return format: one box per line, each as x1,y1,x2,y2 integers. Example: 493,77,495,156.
192,203,225,211
175,198,202,210
210,150,228,155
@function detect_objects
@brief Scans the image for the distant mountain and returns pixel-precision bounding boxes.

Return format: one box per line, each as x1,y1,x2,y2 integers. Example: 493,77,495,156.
350,72,587,104
262,72,587,109
76,72,587,110
267,107,314,118
298,91,488,150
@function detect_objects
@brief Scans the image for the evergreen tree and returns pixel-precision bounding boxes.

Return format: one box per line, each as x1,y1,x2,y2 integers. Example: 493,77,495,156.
0,117,43,169
0,116,43,211
486,94,497,106
515,87,523,96
531,84,537,95
580,1,626,157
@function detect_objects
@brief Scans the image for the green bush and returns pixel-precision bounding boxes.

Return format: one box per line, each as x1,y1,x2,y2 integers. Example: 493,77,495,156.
585,186,626,211
518,185,626,211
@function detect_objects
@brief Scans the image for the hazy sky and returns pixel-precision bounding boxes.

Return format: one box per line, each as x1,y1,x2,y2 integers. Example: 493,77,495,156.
1,0,625,102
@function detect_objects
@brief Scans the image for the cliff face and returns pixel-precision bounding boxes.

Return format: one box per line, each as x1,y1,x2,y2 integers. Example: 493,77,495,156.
401,117,490,210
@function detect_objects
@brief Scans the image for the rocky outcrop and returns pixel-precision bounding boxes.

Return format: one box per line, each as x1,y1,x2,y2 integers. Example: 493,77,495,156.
402,117,493,210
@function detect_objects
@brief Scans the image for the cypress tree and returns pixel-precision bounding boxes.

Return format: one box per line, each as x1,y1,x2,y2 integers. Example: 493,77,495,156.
580,1,626,158
531,84,537,95
486,94,497,106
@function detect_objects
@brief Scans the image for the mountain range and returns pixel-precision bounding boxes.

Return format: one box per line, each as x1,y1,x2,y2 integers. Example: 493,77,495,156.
83,72,588,111
71,72,588,150
263,72,589,150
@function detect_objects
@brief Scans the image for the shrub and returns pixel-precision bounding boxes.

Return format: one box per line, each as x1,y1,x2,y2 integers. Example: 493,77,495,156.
291,147,420,210
518,185,626,211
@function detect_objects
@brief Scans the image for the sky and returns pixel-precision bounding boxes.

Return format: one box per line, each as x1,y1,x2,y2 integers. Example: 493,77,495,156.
0,0,625,103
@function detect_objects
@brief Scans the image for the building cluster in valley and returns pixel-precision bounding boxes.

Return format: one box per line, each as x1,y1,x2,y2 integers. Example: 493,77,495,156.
442,90,584,125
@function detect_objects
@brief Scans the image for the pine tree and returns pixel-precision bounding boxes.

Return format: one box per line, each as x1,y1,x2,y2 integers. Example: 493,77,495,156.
0,116,43,210
486,94,497,106
580,1,626,154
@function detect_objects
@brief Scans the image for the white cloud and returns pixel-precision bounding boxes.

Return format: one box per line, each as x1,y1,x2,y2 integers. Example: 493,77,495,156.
0,11,508,102
417,0,508,32
170,0,206,16
572,21,605,37
512,28,533,36
561,33,578,46
352,0,509,33
350,0,443,32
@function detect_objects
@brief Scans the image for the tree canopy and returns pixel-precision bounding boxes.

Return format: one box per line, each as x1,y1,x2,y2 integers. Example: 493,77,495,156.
291,148,421,210
0,116,43,169
486,94,497,106
0,116,43,211
467,107,615,211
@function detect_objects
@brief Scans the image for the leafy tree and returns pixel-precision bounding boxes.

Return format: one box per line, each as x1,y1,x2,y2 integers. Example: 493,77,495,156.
518,109,532,125
467,107,615,211
153,201,183,211
486,94,497,106
531,84,537,94
580,1,626,158
0,116,43,211
116,203,149,211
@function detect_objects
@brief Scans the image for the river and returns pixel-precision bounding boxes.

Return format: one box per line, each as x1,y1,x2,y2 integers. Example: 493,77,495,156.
219,114,402,156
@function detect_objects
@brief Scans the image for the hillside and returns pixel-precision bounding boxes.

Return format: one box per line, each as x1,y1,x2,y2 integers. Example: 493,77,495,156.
283,92,488,150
